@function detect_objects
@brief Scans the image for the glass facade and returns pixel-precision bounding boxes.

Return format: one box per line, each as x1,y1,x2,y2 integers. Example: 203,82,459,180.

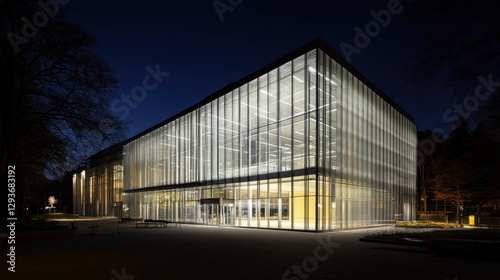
73,151,124,217
315,50,417,229
74,43,417,231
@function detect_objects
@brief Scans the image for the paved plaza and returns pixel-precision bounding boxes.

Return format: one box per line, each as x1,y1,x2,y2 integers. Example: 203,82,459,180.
1,217,497,280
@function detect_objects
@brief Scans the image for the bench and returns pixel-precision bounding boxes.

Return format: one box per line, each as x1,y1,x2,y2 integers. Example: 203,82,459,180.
135,219,181,228
136,219,168,228
120,217,143,223
88,225,120,235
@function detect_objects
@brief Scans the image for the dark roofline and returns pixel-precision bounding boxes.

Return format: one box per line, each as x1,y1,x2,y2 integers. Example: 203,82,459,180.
313,39,415,122
127,38,414,144
88,141,124,162
90,38,414,159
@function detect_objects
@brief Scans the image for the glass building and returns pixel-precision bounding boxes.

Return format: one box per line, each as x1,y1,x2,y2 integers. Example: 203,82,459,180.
73,39,417,231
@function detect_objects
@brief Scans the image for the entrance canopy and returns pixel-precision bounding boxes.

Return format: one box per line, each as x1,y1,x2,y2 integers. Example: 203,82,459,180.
200,198,234,205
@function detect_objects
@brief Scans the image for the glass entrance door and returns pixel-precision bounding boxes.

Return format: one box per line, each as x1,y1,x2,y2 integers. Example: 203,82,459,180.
220,203,234,226
202,203,219,226
200,200,235,226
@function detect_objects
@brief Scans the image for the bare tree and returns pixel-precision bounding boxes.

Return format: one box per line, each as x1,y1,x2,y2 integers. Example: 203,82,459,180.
467,123,500,209
1,0,127,219
47,195,57,213
405,0,500,98
417,130,438,218
406,1,500,218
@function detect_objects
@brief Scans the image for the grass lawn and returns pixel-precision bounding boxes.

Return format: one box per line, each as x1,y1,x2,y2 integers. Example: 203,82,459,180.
12,213,80,232
33,212,80,220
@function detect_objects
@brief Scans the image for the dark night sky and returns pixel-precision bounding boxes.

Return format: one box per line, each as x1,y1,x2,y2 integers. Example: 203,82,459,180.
65,0,451,139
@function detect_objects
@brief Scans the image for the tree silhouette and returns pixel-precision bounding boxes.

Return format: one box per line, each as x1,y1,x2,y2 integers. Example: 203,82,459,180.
1,0,127,220
47,195,57,213
467,123,500,209
417,129,442,217
427,118,475,221
407,0,500,217
405,0,500,99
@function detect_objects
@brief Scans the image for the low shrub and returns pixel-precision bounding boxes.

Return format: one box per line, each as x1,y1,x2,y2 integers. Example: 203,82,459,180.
395,221,462,228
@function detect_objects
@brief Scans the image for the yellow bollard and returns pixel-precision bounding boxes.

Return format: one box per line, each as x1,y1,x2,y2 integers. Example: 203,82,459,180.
469,215,475,226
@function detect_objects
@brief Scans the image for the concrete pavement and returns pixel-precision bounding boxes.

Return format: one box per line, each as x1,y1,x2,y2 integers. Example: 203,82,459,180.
1,217,497,280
